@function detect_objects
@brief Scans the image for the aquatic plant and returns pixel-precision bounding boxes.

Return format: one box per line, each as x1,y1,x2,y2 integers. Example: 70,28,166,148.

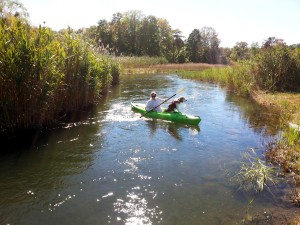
233,148,278,194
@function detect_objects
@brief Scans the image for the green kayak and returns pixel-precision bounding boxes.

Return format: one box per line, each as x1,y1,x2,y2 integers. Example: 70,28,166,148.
131,102,201,125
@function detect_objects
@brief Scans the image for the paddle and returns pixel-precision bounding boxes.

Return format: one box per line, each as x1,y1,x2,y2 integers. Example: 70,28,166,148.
140,87,186,118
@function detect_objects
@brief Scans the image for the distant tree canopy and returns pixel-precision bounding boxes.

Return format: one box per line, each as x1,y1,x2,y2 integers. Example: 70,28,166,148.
82,11,223,64
82,10,300,68
186,27,221,63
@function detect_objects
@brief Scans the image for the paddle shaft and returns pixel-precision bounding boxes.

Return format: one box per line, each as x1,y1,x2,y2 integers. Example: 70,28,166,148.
140,94,176,118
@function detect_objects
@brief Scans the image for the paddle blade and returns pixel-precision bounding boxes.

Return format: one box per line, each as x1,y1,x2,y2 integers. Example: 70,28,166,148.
177,87,186,94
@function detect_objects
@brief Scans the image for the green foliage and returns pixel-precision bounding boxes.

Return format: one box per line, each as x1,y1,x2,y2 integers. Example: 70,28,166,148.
84,11,222,64
233,149,278,193
117,56,168,68
180,39,300,94
139,15,161,56
186,27,221,64
230,42,250,61
179,61,254,97
0,9,120,130
84,10,172,58
253,43,300,91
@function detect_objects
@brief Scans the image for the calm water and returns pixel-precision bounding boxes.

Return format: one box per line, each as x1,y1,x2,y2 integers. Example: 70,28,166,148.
0,74,298,225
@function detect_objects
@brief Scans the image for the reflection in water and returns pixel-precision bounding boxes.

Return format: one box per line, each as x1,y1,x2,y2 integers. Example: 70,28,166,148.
1,74,299,225
225,92,281,136
145,120,200,140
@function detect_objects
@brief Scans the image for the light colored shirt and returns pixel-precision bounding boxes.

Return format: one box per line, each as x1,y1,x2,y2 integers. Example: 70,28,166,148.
145,97,164,112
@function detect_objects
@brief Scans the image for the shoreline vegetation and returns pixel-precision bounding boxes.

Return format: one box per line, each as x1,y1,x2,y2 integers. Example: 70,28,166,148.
0,6,120,132
1,0,300,223
123,62,300,223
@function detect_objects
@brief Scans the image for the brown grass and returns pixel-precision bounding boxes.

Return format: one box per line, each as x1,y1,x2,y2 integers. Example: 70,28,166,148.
251,90,300,125
121,63,226,74
150,63,226,70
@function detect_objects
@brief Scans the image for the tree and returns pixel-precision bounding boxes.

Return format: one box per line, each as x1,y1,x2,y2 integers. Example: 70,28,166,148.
186,27,221,64
122,10,144,55
157,18,174,61
249,42,260,57
110,12,125,55
230,41,249,61
96,19,112,52
186,29,202,62
199,27,220,63
0,0,28,19
139,15,160,56
171,29,185,63
262,37,285,49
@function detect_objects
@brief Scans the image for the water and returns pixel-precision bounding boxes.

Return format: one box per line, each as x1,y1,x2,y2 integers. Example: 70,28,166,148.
0,74,298,225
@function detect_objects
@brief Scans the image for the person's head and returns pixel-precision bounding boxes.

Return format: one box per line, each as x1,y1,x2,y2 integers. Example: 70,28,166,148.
176,96,187,103
150,91,157,98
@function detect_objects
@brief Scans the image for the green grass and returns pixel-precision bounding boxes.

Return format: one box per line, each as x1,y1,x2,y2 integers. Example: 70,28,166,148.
179,62,255,97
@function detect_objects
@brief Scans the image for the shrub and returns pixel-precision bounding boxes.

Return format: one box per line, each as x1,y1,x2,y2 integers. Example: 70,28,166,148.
253,44,300,91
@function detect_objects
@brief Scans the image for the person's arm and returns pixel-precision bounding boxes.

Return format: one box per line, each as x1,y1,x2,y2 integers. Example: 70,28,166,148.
145,100,153,111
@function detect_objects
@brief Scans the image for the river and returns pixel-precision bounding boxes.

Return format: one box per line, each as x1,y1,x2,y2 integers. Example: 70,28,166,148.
0,74,299,225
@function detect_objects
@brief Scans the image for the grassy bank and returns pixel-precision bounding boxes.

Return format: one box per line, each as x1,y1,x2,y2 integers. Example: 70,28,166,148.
124,60,300,214
179,66,300,125
118,56,225,74
177,64,300,208
251,91,300,125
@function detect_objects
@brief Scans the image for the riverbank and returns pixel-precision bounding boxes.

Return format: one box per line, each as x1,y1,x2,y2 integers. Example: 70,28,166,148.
251,90,300,206
175,64,300,210
251,90,300,126
124,63,300,211
121,63,300,126
121,62,226,74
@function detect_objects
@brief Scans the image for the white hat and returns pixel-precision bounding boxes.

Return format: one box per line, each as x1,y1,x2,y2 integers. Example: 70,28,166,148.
150,91,157,97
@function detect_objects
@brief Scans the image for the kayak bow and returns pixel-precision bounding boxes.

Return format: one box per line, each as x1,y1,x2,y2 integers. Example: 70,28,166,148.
131,102,201,125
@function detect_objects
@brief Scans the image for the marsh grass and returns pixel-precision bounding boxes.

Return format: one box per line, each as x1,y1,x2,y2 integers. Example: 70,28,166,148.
233,148,279,194
119,57,224,74
179,61,254,97
229,148,282,223
252,91,300,125
118,56,167,68
0,15,120,131
178,60,300,206
266,126,300,178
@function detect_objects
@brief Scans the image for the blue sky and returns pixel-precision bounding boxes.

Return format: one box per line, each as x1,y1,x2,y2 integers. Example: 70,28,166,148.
20,0,300,47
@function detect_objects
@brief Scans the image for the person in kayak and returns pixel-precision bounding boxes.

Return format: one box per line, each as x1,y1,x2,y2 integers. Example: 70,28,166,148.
165,97,187,112
145,91,165,112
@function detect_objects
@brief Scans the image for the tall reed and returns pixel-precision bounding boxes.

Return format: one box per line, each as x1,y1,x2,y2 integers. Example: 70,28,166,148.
0,15,120,131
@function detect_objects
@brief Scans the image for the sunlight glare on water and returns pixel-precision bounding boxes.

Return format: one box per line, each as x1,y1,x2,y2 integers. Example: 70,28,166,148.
103,103,139,122
113,190,160,225
1,74,299,225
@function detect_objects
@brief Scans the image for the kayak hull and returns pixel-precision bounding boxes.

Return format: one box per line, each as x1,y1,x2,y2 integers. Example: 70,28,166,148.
131,102,201,125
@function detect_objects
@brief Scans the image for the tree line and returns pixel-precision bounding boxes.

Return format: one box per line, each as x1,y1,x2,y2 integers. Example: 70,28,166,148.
80,10,299,67
80,10,222,64
1,0,299,132
81,10,300,92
